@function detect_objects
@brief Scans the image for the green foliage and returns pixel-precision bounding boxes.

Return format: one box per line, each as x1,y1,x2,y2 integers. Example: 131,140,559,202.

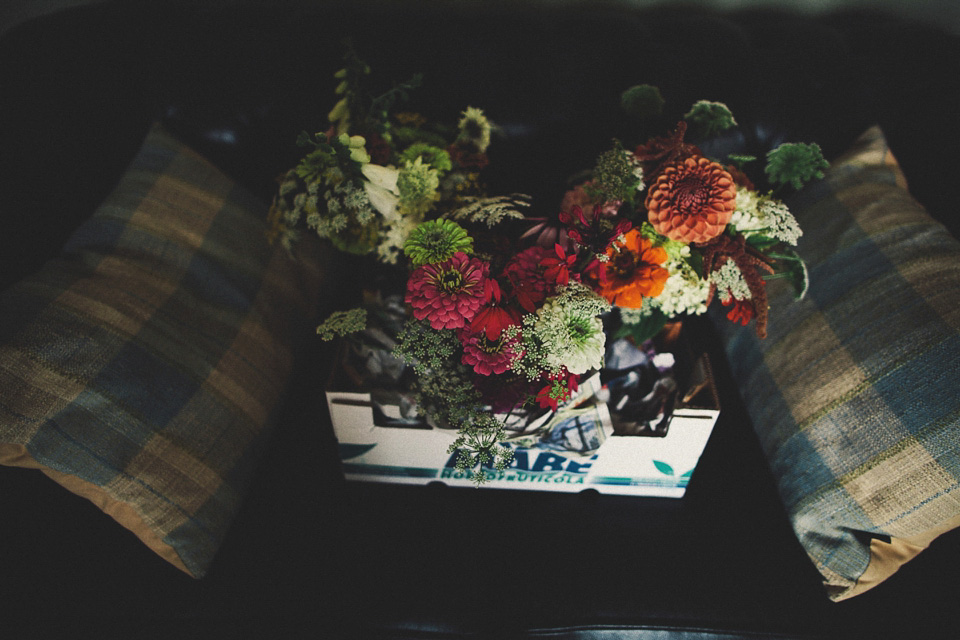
394,319,484,427
683,100,737,138
765,248,810,300
613,307,668,345
587,140,644,206
294,131,367,184
765,142,829,191
316,308,368,341
399,143,452,174
367,73,424,135
726,153,757,170
391,126,449,150
447,413,515,486
620,84,665,118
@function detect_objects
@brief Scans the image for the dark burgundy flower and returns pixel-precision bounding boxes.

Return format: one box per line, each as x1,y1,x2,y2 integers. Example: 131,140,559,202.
633,120,702,182
503,246,553,313
559,204,632,254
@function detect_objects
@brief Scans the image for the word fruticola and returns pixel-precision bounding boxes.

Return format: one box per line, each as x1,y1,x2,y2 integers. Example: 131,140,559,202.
443,449,595,475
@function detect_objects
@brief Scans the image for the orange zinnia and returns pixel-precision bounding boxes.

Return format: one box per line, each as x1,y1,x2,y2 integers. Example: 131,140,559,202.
645,155,736,244
597,229,669,308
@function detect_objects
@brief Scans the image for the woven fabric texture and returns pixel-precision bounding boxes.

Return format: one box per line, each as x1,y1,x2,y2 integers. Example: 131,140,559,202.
716,126,960,600
0,124,323,578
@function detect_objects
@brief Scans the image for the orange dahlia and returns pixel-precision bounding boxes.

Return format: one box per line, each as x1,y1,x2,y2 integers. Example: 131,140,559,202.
597,229,669,308
645,155,736,244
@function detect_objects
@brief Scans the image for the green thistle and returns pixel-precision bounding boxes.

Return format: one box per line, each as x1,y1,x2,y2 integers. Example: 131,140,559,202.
684,100,737,138
765,142,829,191
403,219,473,266
399,143,453,174
620,84,665,118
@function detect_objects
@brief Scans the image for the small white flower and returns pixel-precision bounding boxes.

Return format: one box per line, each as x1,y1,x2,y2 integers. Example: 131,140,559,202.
730,187,763,232
759,199,802,245
651,259,711,317
710,259,751,301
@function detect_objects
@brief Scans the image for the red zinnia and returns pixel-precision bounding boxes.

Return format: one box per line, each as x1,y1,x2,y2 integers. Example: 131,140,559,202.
405,252,488,330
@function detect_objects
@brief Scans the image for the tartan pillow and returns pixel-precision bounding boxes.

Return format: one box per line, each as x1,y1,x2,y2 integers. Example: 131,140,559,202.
0,124,323,578
716,126,960,601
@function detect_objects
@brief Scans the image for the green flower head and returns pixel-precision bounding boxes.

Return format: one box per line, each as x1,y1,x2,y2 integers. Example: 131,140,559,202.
403,219,473,266
684,100,737,138
457,106,492,153
765,142,829,191
399,143,453,175
590,140,645,205
620,84,665,118
397,157,441,216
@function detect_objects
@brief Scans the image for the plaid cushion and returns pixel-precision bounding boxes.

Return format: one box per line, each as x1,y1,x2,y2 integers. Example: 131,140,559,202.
0,124,323,578
715,126,960,601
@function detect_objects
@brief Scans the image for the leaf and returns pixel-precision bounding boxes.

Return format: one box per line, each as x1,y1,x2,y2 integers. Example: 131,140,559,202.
774,247,810,300
653,460,675,476
446,194,532,228
613,308,667,344
745,233,779,252
680,469,694,478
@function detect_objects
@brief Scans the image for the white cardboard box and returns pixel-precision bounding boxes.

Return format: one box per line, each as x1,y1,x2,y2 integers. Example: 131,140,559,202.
326,351,720,498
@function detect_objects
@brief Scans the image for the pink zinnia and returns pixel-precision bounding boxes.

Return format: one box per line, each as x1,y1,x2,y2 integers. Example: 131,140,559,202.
406,252,488,330
460,330,522,376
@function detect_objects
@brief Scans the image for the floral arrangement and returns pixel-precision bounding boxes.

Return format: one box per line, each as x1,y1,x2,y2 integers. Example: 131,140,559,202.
272,45,825,483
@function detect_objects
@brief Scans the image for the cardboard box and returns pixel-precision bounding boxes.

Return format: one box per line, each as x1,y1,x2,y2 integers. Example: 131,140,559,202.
326,344,720,497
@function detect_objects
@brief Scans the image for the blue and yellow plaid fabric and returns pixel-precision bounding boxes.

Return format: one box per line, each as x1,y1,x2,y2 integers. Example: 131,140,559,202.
0,125,323,577
716,127,960,600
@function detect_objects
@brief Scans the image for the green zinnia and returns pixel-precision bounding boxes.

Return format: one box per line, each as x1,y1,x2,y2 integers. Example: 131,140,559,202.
399,143,452,174
403,219,473,266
